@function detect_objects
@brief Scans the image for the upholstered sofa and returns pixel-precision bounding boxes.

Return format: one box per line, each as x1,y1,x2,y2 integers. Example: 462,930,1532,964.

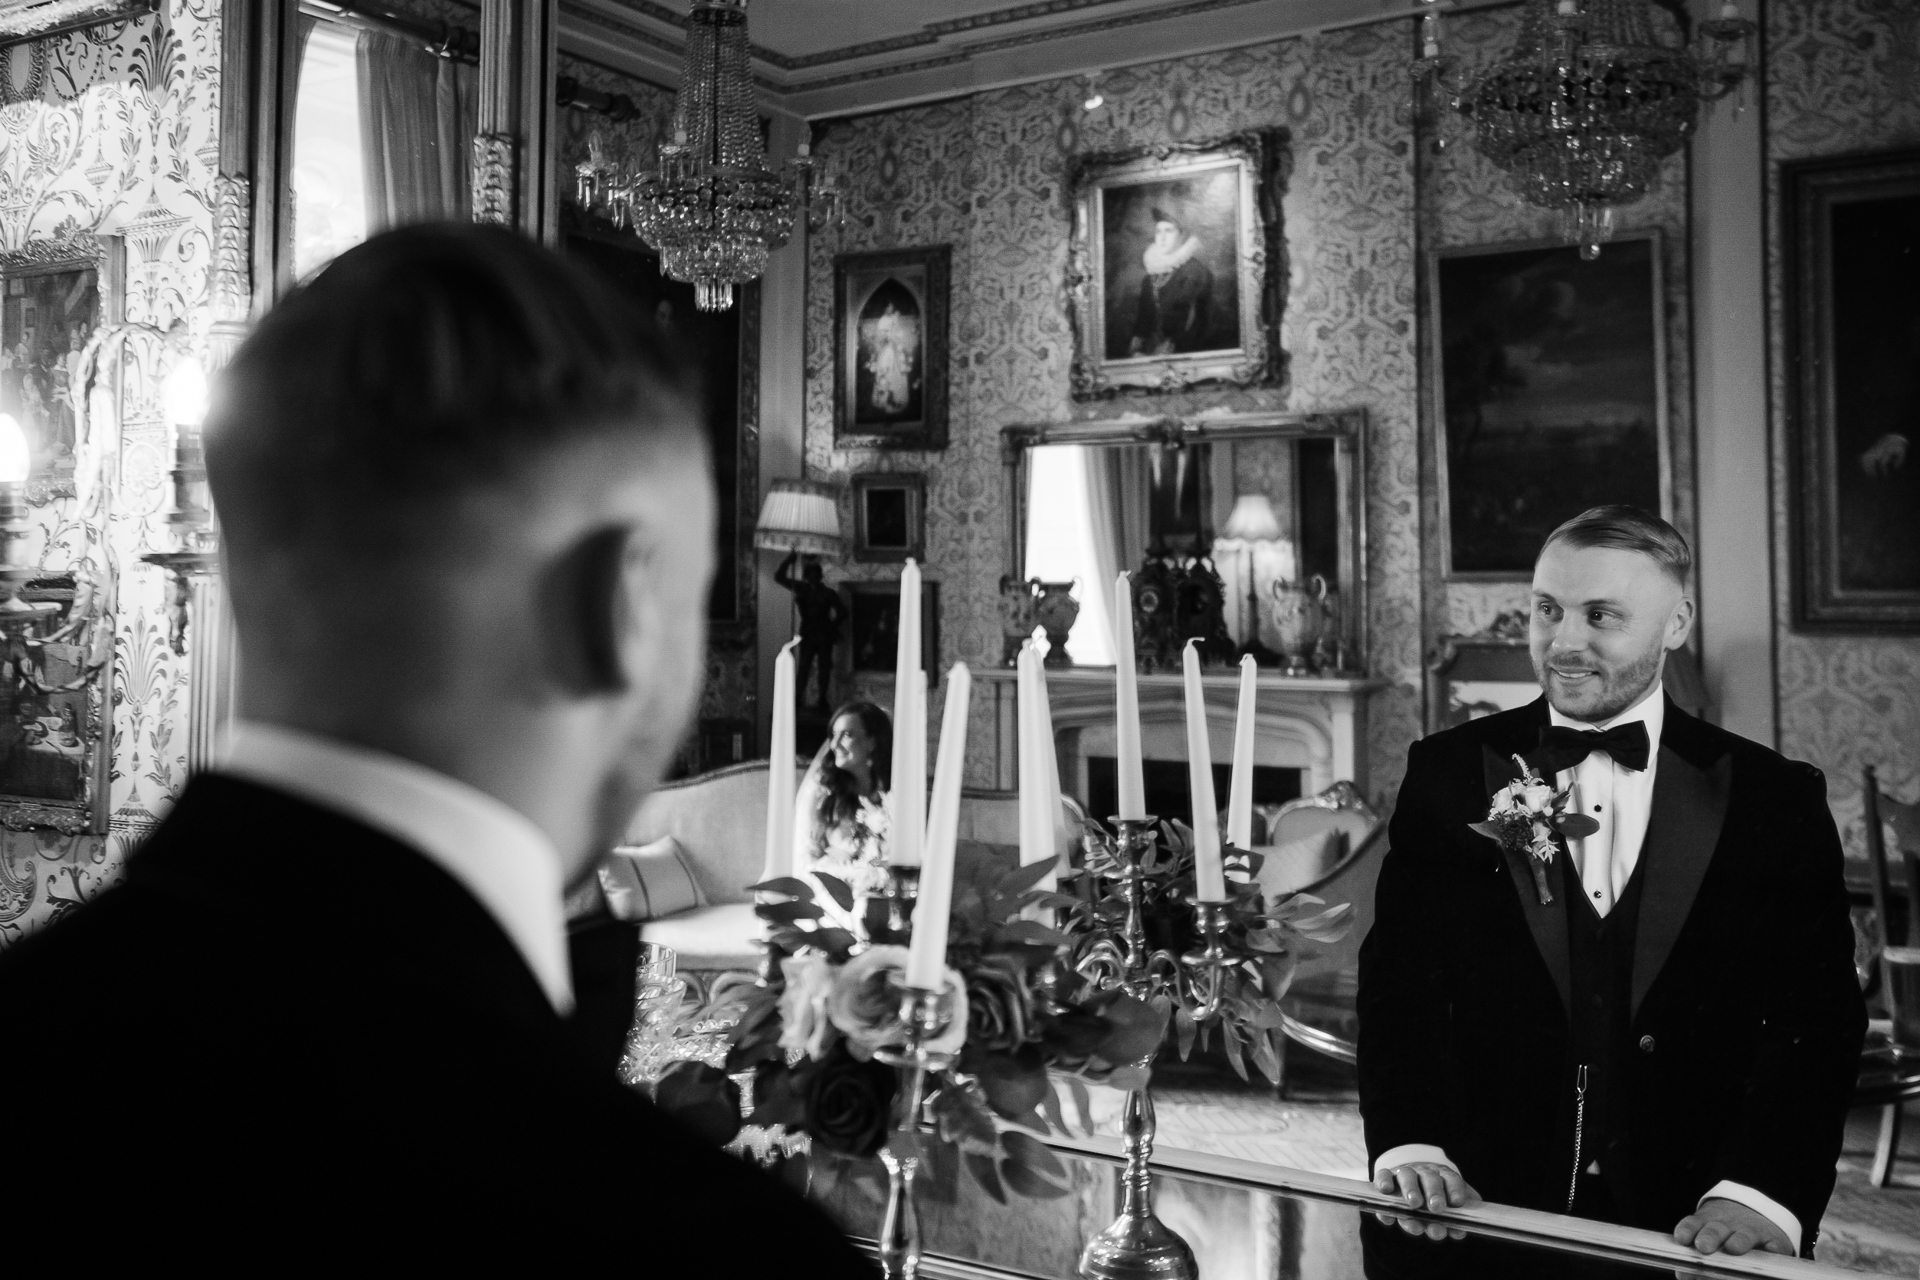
622,759,773,979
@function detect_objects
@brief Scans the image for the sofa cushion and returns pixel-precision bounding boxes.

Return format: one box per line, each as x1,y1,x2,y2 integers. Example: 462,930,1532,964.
638,901,763,973
598,836,705,921
625,761,777,906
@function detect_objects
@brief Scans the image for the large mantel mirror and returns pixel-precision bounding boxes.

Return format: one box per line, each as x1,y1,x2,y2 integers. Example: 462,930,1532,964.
1003,410,1367,676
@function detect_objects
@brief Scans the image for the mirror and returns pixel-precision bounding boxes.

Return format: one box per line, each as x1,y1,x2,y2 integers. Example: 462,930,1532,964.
1004,411,1366,675
288,3,481,279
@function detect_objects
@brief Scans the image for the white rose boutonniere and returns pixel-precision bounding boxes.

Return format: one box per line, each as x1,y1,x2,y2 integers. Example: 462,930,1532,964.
1471,755,1600,905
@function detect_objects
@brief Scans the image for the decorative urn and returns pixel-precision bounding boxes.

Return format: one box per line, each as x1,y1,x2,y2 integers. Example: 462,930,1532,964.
1270,574,1328,677
1031,581,1080,667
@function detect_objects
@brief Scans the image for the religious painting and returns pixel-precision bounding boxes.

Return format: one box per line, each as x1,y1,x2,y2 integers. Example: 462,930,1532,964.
563,216,758,644
0,235,124,504
1067,131,1288,398
1785,148,1920,631
846,581,938,675
0,574,113,835
833,246,949,452
851,471,925,564
1429,234,1670,579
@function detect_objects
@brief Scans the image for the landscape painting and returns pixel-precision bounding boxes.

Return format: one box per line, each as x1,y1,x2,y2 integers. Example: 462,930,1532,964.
1431,235,1667,578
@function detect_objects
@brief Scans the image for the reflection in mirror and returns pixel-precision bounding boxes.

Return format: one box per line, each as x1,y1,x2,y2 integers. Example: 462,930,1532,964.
291,5,479,279
1021,434,1345,666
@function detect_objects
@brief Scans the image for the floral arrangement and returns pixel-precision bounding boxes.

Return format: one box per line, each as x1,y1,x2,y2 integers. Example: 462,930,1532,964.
1471,755,1599,904
673,818,1354,1202
700,858,1166,1202
1071,817,1354,1086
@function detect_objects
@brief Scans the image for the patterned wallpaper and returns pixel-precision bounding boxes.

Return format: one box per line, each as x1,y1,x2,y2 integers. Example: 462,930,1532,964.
1767,0,1920,857
0,0,220,945
807,27,1424,805
1415,6,1694,652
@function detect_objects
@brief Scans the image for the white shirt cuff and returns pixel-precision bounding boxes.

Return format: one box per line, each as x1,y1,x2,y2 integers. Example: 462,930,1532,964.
1373,1144,1459,1181
1699,1181,1800,1257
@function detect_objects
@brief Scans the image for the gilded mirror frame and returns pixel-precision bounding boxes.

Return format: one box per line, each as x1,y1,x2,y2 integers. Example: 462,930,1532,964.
1000,409,1368,675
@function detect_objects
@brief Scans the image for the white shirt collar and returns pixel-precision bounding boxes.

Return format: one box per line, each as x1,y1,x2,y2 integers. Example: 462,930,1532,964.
216,721,574,1016
1548,677,1666,749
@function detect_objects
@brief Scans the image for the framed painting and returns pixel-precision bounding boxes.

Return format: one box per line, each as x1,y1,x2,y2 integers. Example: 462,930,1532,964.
1429,234,1670,579
846,581,938,675
1067,130,1288,399
1785,148,1920,631
850,471,925,564
1425,636,1538,735
833,245,949,452
0,0,155,44
0,573,113,835
0,234,124,505
563,214,758,644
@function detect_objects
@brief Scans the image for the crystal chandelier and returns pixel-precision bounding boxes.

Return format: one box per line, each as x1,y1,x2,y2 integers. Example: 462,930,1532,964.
574,0,839,311
1413,0,1757,257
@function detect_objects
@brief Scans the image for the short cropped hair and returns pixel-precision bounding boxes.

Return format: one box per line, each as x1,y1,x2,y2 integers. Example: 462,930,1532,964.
1538,504,1692,587
205,223,698,572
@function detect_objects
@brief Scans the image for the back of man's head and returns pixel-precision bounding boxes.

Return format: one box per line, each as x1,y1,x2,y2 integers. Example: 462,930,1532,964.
206,222,694,581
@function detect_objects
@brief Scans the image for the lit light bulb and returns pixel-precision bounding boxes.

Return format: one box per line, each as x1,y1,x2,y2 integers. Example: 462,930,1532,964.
162,357,208,428
1083,90,1104,111
0,414,28,484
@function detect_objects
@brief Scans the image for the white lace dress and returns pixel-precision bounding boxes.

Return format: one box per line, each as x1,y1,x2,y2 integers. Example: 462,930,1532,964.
792,753,892,933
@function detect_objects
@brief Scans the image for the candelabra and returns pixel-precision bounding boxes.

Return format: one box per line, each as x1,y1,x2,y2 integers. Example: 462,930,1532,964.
1073,817,1232,1280
882,865,921,940
872,985,957,1280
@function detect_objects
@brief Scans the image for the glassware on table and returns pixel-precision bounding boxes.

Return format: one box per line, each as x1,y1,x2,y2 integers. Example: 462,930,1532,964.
617,942,691,1088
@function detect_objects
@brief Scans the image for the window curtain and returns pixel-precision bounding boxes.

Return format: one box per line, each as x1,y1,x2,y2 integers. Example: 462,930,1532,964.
1083,445,1150,593
358,31,476,229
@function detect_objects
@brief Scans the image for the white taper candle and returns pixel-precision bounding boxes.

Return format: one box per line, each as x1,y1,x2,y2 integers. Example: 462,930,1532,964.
1182,640,1228,903
1113,572,1146,820
889,561,924,867
1226,654,1258,851
761,637,801,883
908,663,972,989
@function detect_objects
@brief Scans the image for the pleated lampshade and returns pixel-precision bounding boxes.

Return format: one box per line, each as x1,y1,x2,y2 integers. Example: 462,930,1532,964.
753,479,844,558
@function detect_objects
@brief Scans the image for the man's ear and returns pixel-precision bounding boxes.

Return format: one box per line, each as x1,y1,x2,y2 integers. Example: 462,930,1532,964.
1665,593,1697,652
544,524,640,696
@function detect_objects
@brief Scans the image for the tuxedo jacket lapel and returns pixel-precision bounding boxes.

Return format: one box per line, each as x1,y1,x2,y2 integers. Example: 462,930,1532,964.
1483,726,1572,1019
1631,719,1733,1021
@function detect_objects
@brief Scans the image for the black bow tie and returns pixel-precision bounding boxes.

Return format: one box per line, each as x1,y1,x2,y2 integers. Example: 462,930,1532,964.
1535,721,1651,774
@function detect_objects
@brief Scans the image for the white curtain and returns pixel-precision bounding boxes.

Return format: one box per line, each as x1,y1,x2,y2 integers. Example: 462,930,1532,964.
358,32,477,229
1083,445,1150,592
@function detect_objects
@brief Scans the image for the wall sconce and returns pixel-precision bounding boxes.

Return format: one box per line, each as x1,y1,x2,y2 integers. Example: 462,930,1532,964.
1082,73,1105,112
141,353,220,653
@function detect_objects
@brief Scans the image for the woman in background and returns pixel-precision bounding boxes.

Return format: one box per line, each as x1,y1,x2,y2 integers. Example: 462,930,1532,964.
794,700,893,931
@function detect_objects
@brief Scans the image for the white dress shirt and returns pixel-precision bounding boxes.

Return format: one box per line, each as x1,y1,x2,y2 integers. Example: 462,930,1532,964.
218,721,575,1016
1374,682,1800,1251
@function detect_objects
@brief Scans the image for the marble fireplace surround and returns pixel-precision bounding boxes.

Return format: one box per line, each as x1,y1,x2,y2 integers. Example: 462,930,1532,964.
966,667,1382,812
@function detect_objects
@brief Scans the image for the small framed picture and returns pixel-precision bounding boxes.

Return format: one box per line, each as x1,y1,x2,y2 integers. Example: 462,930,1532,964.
833,245,950,451
1425,636,1538,734
851,472,926,564
846,581,939,674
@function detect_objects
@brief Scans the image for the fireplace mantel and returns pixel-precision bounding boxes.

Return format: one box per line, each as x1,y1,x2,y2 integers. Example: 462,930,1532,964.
967,666,1383,801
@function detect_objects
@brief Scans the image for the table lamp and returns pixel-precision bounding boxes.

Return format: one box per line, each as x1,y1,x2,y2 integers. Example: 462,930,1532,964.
754,479,845,723
753,479,844,560
1218,493,1282,665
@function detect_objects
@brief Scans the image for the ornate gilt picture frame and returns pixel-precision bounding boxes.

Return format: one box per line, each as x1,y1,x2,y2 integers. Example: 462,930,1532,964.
1066,130,1289,399
833,245,950,452
0,233,124,837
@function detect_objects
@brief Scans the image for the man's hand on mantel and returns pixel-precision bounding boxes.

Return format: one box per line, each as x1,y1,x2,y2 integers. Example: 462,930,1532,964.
1673,1198,1793,1256
1372,1161,1481,1242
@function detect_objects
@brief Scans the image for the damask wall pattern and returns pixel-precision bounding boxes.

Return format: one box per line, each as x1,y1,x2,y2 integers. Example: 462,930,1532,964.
808,27,1424,804
1766,0,1920,859
1415,6,1694,660
0,0,222,945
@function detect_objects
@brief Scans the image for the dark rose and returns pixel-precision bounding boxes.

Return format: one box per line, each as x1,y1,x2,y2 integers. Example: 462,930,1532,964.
803,1043,898,1157
964,954,1035,1054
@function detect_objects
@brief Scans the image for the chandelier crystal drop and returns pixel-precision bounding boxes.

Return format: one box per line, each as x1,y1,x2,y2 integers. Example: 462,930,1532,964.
573,0,840,311
1413,0,1756,259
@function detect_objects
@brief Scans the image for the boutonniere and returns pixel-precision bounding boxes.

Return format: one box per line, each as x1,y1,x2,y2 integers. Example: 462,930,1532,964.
1470,755,1600,905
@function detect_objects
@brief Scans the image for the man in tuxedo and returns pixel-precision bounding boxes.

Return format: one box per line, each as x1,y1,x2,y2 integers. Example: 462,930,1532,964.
1358,505,1864,1271
0,225,874,1273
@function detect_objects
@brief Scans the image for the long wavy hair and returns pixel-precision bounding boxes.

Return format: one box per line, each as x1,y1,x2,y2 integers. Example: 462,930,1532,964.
814,700,893,833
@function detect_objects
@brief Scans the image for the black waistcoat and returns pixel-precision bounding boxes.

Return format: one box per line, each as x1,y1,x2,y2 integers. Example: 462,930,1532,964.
1563,844,1648,1207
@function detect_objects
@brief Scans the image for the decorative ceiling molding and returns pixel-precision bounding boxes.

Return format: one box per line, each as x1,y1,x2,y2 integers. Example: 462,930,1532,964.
558,0,1512,121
